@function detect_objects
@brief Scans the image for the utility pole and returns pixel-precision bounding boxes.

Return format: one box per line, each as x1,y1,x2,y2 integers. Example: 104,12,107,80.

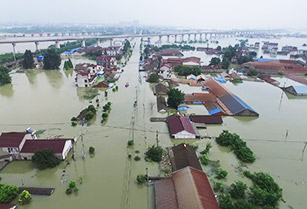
301,142,307,162
156,131,159,146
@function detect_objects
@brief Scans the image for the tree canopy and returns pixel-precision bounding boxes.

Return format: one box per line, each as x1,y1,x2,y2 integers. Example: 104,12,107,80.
167,88,185,109
43,49,61,70
22,50,34,69
209,57,221,66
0,66,11,85
0,185,19,204
148,73,159,83
145,145,164,162
32,149,60,169
19,190,31,205
174,65,201,76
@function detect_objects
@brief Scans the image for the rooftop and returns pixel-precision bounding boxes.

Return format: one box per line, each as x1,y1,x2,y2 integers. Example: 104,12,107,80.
170,143,202,172
0,132,30,148
20,139,70,154
189,115,223,124
167,115,196,135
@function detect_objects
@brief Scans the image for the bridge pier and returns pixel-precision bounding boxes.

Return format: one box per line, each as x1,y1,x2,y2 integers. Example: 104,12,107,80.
194,34,197,42
81,39,86,48
188,34,191,42
175,35,177,42
97,39,100,47
167,35,170,43
199,33,202,42
110,38,113,46
158,36,162,43
55,41,60,49
12,43,16,61
35,41,39,51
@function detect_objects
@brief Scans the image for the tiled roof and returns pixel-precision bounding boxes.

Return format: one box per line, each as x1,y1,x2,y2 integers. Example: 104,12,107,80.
0,132,29,148
167,115,195,135
20,139,69,154
189,115,223,124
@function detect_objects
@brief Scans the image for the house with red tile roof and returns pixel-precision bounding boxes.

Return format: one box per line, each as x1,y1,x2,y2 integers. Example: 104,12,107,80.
0,132,73,160
167,115,198,139
0,204,16,209
154,166,220,209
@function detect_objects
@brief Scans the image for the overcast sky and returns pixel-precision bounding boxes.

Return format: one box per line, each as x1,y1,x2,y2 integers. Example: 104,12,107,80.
1,0,306,30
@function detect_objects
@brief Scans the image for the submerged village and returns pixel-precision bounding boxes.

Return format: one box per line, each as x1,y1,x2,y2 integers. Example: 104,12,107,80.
0,28,307,209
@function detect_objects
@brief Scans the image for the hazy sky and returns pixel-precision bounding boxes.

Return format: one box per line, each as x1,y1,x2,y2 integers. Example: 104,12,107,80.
1,0,307,29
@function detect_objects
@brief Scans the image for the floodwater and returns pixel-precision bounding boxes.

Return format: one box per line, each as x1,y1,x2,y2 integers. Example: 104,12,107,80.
0,37,307,209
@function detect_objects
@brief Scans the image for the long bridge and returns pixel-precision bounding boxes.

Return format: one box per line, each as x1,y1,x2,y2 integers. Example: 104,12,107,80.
0,30,270,59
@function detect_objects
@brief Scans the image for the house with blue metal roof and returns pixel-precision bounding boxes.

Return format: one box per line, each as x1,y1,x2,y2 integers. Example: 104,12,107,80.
219,93,259,116
284,85,307,96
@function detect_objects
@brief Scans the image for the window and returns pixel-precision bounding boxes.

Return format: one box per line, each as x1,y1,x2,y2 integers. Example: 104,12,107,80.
84,80,88,83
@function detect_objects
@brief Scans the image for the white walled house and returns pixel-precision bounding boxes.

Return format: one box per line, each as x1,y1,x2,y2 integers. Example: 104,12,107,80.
0,132,73,160
75,71,97,87
167,115,198,139
158,64,172,80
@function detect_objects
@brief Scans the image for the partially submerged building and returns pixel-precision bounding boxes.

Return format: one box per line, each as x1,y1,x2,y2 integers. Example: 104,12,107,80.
189,115,223,124
168,143,202,172
154,166,220,209
0,132,73,160
153,83,169,96
157,96,168,113
283,85,307,96
167,115,198,139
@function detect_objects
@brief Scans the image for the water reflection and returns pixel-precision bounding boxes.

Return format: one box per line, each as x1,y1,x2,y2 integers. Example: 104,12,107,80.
0,83,14,98
25,69,39,85
64,69,74,78
44,70,64,89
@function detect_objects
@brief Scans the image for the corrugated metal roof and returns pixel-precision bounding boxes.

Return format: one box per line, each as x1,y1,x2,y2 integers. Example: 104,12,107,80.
20,139,69,154
219,93,257,115
293,85,307,95
0,132,30,148
189,115,223,124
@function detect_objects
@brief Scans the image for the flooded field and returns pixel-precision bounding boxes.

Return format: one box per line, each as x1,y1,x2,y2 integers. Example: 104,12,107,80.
0,38,307,208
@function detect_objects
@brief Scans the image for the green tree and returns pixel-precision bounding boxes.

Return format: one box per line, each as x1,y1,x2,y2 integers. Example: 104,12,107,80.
200,142,212,155
167,88,185,109
18,190,31,205
174,65,201,76
22,50,34,69
43,48,61,70
199,155,209,165
145,145,164,162
0,185,19,203
234,199,257,209
216,46,222,51
229,181,247,199
213,182,224,193
148,73,159,83
216,169,228,179
209,57,221,66
0,66,11,85
136,175,147,184
219,194,234,209
32,149,60,170
222,57,230,69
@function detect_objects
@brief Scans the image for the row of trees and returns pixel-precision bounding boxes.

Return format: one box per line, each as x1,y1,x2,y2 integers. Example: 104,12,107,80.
154,44,195,51
216,130,255,163
174,65,201,76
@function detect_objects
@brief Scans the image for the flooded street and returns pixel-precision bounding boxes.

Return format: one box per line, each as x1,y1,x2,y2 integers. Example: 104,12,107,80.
0,38,307,208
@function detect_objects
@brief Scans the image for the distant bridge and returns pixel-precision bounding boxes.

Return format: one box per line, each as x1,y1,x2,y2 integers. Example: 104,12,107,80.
0,30,271,61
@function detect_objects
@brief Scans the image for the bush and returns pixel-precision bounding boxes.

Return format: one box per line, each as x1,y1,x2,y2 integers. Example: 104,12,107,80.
134,156,141,161
216,169,228,180
174,65,201,76
127,140,134,146
71,121,77,127
148,73,159,83
247,69,258,77
135,150,140,154
0,185,18,203
0,66,11,86
213,182,224,193
88,105,96,114
145,145,164,162
136,175,147,184
85,111,95,121
200,142,212,155
18,190,31,205
190,144,198,150
89,146,95,154
66,188,72,194
199,155,209,166
102,112,109,119
71,117,78,122
69,180,76,188
219,194,234,209
229,181,247,199
32,149,60,170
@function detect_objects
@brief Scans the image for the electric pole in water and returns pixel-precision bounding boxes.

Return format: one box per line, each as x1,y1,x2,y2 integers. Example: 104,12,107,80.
156,131,159,146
